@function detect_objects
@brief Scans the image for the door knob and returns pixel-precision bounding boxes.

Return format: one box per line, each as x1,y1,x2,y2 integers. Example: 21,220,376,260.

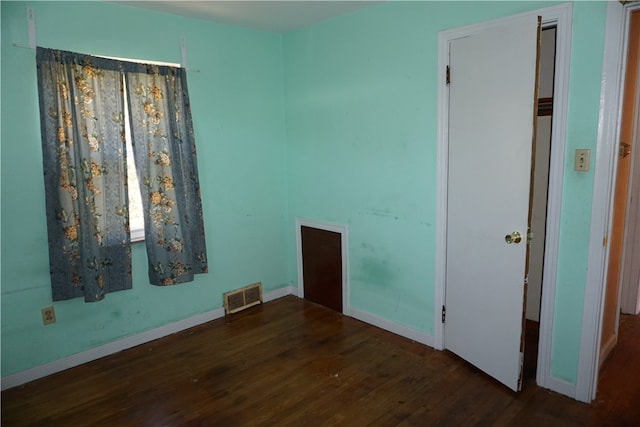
505,231,522,244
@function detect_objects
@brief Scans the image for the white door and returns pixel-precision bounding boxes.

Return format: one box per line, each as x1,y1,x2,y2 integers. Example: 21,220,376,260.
445,16,540,392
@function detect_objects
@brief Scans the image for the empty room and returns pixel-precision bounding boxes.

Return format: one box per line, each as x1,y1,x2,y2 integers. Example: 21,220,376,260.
2,1,639,425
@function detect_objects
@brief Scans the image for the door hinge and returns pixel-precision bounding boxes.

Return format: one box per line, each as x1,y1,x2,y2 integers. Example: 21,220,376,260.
446,65,451,85
441,305,446,323
603,235,608,247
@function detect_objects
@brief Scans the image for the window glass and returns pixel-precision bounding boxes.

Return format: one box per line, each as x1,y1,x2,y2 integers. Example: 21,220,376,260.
123,84,145,242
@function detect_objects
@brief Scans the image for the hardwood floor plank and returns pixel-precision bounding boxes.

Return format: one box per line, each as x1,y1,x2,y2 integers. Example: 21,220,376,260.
2,296,638,426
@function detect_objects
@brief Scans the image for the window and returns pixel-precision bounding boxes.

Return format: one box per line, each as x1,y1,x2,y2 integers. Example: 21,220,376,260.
123,83,145,242
37,47,208,301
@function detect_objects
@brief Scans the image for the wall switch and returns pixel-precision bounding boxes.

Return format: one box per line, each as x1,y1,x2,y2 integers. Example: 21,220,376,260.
574,149,590,171
41,306,56,325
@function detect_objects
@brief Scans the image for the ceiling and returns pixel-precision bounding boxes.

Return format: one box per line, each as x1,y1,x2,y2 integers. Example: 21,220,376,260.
117,1,382,33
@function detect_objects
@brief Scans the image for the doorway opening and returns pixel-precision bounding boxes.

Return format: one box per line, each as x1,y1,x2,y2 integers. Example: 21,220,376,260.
599,8,640,368
435,4,574,396
523,25,557,384
595,8,640,402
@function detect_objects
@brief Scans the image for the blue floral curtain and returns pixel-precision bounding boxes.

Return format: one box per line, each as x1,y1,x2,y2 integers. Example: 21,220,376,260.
36,48,132,302
36,47,208,300
125,64,208,285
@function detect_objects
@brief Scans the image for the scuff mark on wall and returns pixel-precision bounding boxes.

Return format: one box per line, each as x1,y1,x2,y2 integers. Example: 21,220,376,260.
359,208,399,220
356,255,396,288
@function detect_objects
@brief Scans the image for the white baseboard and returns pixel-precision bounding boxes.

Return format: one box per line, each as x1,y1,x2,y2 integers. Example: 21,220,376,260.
347,307,434,347
598,333,618,369
264,285,297,301
1,285,295,391
2,285,431,391
540,374,579,401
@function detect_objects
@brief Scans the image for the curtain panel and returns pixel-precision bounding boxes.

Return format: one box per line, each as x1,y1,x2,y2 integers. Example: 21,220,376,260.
36,48,207,301
36,48,132,302
125,64,208,285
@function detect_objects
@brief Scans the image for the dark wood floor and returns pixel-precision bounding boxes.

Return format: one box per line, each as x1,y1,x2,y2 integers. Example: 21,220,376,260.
2,296,639,426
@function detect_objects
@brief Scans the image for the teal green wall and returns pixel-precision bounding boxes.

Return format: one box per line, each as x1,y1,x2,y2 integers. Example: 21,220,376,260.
1,1,289,376
283,1,606,384
551,3,607,382
2,0,609,387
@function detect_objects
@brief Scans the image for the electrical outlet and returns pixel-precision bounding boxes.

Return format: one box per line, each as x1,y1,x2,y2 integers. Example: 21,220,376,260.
41,306,56,325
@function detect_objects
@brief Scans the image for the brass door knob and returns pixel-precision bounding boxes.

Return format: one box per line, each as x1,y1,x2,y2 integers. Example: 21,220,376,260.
505,231,522,244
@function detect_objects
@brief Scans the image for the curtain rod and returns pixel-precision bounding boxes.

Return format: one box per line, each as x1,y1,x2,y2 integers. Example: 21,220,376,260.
11,43,201,73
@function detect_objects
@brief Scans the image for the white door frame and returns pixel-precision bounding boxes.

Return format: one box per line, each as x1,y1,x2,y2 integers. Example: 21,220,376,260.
577,1,640,403
435,3,573,397
295,217,350,315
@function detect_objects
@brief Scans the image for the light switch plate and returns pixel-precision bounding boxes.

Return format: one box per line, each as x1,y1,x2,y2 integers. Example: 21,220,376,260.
574,149,590,171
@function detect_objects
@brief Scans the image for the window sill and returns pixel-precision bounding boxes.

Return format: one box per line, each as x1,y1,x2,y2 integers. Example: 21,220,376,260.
130,228,145,243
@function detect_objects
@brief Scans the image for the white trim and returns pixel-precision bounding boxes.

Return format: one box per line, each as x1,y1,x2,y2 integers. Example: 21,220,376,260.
534,3,573,398
541,375,579,400
435,2,574,397
97,54,180,68
1,285,294,391
0,284,435,391
265,284,298,301
349,307,434,348
295,217,350,315
599,333,618,367
130,227,145,243
577,1,637,403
